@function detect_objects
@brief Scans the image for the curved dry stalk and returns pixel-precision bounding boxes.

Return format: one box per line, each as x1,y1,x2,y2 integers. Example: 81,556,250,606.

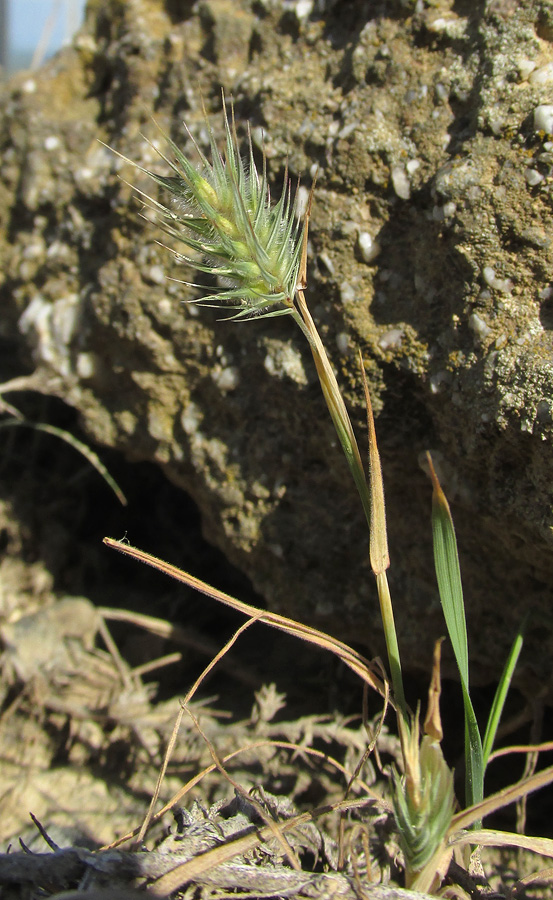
134,616,261,846
103,537,387,700
516,867,553,891
100,606,258,687
339,675,390,869
185,704,302,872
488,740,553,761
449,828,553,858
0,418,127,505
449,762,553,832
134,704,186,848
131,652,182,678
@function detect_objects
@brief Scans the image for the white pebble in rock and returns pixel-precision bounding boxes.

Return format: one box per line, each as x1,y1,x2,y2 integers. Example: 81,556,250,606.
525,168,544,186
468,313,492,340
294,0,313,22
534,105,553,134
44,135,61,151
391,165,411,200
529,62,553,85
379,328,403,350
340,282,356,304
482,266,513,294
336,332,349,354
357,232,381,263
147,265,165,285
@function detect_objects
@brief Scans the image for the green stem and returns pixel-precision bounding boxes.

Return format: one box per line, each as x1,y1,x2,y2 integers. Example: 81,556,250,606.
376,570,406,715
292,293,406,713
291,298,372,530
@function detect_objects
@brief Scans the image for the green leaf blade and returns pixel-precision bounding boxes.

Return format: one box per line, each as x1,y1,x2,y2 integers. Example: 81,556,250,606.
431,486,469,686
482,626,524,769
427,453,483,810
462,681,484,808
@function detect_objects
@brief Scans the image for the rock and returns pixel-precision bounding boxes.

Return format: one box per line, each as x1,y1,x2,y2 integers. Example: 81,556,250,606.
2,0,553,690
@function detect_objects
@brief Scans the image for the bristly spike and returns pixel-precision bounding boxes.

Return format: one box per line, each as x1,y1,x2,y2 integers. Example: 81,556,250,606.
125,100,304,316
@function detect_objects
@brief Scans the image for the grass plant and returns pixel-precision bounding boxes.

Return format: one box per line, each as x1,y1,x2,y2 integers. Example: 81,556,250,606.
0,379,127,505
105,99,553,893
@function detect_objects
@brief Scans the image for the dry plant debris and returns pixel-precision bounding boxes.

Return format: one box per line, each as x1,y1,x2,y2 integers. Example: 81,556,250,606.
0,597,418,899
1,597,551,899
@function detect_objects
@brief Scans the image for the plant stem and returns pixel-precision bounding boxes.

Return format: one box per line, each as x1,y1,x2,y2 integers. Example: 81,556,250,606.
292,291,372,530
292,289,406,715
376,570,406,715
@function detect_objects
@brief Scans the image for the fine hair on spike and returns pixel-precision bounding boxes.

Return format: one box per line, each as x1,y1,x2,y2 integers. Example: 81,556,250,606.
122,96,307,321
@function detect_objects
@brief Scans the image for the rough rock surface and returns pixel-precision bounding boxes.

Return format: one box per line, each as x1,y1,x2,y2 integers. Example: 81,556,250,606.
1,0,553,689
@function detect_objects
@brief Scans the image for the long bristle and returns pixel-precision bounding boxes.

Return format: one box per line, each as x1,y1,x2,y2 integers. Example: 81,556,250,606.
138,101,304,318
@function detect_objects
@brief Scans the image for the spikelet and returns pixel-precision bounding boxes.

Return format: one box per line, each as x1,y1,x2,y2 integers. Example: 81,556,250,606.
137,102,305,320
392,729,455,881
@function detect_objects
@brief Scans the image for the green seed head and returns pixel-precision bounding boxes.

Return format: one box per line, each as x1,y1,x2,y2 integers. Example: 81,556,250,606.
141,102,306,319
392,734,455,876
